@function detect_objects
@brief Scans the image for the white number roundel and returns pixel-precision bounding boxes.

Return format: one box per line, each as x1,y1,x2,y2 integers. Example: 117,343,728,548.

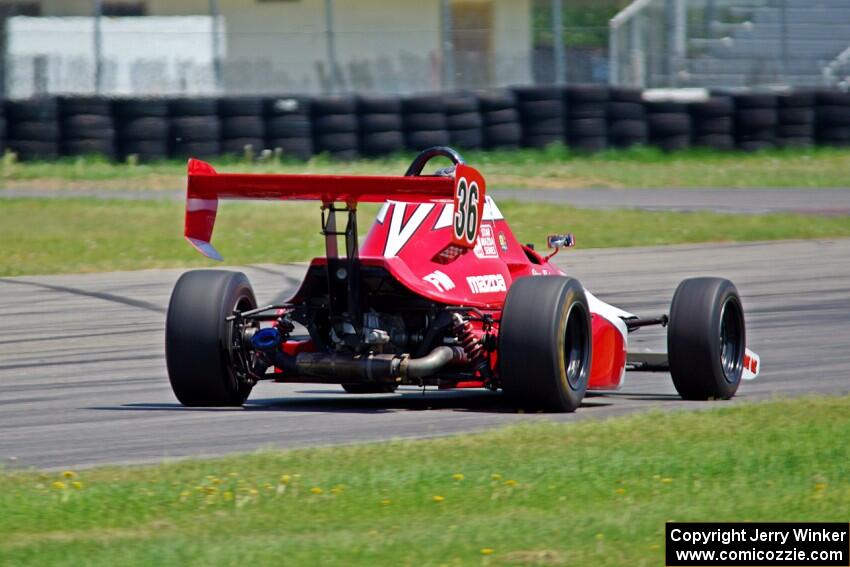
453,177,480,245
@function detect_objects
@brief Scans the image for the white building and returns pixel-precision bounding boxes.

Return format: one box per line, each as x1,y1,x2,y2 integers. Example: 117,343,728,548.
0,0,533,96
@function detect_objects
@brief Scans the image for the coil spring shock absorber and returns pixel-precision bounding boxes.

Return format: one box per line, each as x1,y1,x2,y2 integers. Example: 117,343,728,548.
451,313,486,365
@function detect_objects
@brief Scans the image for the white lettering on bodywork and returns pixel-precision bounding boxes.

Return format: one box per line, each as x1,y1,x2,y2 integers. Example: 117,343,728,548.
473,225,499,259
466,274,507,294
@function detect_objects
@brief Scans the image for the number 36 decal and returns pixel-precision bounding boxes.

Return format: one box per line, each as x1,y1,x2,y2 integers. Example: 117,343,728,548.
451,164,487,249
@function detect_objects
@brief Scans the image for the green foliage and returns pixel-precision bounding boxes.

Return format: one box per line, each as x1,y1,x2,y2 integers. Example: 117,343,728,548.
532,0,629,47
1,197,849,276
4,145,850,189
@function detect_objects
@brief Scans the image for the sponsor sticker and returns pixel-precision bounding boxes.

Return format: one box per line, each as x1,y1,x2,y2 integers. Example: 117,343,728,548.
423,270,455,293
466,274,507,294
742,348,760,380
473,225,499,259
498,232,508,251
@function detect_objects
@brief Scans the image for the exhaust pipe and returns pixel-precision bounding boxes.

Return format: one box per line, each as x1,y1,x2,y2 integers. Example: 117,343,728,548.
251,329,466,382
293,346,467,381
400,346,466,378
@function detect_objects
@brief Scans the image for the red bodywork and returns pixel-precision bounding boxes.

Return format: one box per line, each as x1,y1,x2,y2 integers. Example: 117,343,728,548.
185,159,628,390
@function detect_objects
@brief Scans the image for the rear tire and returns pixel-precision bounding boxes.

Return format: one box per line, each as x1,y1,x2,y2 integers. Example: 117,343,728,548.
499,276,592,412
668,277,745,400
166,270,257,407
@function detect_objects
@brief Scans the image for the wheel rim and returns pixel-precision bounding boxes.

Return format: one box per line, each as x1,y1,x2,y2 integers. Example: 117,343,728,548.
564,303,590,390
226,293,258,391
719,297,744,383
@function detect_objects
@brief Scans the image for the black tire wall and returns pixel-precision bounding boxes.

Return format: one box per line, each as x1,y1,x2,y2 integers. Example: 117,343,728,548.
311,96,359,160
58,97,115,159
168,97,221,159
5,98,60,160
815,90,850,147
219,97,265,156
265,96,313,161
565,85,609,152
1,87,847,161
732,92,778,151
690,96,735,151
608,86,647,148
113,98,169,161
476,90,521,149
402,94,450,152
513,85,565,149
646,100,691,152
358,95,404,156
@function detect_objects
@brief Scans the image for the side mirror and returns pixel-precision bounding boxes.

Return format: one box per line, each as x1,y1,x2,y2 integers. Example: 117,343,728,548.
547,233,575,250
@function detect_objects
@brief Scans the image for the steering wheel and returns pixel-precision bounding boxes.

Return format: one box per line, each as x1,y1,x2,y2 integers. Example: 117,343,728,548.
404,146,466,177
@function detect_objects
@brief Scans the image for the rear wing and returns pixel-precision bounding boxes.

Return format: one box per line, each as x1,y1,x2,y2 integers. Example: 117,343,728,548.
185,158,486,261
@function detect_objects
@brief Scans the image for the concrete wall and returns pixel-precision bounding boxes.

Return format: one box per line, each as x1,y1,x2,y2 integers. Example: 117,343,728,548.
4,16,220,97
2,0,531,95
493,0,532,85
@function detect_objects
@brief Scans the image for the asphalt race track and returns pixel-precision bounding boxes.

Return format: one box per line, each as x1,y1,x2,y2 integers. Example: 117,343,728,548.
1,239,848,470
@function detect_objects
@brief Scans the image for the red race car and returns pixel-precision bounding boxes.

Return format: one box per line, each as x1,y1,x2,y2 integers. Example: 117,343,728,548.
166,147,760,412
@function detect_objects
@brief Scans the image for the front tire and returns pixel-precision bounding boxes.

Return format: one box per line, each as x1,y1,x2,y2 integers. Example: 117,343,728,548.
668,277,745,400
499,276,592,412
166,270,257,407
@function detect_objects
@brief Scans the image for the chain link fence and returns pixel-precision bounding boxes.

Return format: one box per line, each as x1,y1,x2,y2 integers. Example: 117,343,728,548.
610,0,850,89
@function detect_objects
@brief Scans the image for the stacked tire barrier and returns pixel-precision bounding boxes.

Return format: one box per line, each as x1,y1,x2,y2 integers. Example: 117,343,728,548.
814,90,850,147
646,100,692,152
113,98,169,161
476,90,522,149
690,96,735,151
0,104,5,155
777,91,815,148
445,94,483,150
6,98,59,160
0,87,847,162
565,85,608,152
733,93,778,152
607,86,647,148
513,86,565,149
402,95,450,152
311,96,359,160
357,95,404,156
265,96,313,160
59,97,115,159
219,97,265,156
169,98,220,159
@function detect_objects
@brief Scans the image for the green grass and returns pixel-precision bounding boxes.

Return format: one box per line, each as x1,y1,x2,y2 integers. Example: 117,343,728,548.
3,145,850,190
1,197,849,276
1,396,847,566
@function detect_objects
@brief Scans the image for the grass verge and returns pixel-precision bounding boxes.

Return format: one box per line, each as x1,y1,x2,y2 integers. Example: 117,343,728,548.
3,145,850,190
1,395,848,566
1,197,850,276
